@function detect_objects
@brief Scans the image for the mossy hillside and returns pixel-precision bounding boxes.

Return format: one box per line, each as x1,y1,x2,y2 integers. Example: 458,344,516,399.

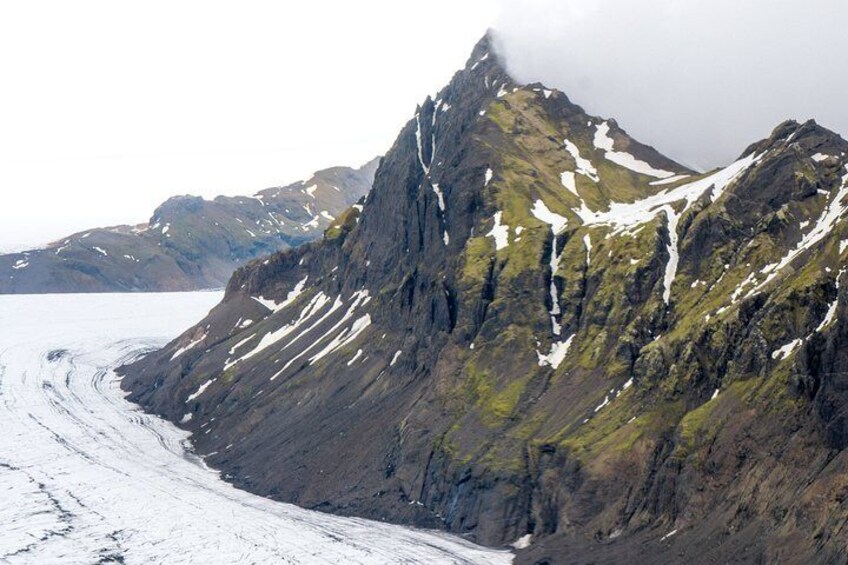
556,392,683,464
452,324,539,427
555,220,666,375
485,89,676,215
324,205,361,241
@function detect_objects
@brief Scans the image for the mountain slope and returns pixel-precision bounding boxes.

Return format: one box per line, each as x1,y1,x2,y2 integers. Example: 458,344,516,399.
122,33,848,563
0,158,378,293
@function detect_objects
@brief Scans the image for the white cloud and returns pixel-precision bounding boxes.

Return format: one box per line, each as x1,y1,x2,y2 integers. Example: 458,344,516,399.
493,0,848,171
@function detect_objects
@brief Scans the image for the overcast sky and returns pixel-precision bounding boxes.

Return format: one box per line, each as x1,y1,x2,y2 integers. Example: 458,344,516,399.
2,1,846,251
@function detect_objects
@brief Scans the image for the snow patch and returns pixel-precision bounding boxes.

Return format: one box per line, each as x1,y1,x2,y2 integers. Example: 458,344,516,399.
563,139,599,182
251,276,308,314
537,334,574,369
390,350,402,366
531,200,568,234
575,151,763,304
432,183,446,212
593,122,675,179
186,378,216,403
650,174,690,186
772,339,802,360
561,171,578,196
750,166,848,296
171,331,207,360
487,212,510,251
347,349,364,366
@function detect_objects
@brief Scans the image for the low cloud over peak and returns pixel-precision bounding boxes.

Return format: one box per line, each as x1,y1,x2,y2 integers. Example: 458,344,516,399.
492,0,848,170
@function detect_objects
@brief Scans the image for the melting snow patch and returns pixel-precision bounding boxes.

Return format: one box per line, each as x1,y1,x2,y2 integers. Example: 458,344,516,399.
12,260,28,270
251,277,309,314
186,379,216,403
650,174,690,186
93,246,108,257
660,529,678,542
563,139,599,182
537,334,574,369
390,350,402,366
575,151,763,304
228,333,257,358
180,413,193,424
816,269,843,332
487,212,510,251
415,113,429,175
772,339,802,360
347,349,364,366
561,171,578,196
485,168,493,186
432,183,446,212
305,184,318,198
309,314,372,365
268,291,373,379
531,200,568,234
594,394,611,412
812,153,832,162
171,331,207,361
749,166,848,296
583,234,592,266
593,122,675,179
512,535,532,550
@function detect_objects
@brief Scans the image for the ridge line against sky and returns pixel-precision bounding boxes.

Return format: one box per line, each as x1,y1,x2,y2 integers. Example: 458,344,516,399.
2,0,846,251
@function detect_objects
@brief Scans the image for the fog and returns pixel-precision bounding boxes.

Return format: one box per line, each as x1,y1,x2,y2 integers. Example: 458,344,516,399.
494,0,848,171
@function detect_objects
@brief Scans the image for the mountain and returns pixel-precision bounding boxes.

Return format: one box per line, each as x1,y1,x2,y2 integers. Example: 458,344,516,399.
121,33,848,563
0,158,378,293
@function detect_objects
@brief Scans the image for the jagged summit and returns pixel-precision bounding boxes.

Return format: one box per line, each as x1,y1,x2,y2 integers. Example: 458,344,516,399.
742,118,848,160
122,33,848,564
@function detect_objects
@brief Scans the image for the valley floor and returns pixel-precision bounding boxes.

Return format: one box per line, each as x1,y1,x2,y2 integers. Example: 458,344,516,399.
0,292,511,564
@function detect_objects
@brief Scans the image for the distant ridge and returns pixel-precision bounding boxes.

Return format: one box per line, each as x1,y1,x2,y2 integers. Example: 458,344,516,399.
0,157,378,293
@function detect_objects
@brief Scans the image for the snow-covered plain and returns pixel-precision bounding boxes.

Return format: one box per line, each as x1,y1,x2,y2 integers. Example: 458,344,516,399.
0,292,512,564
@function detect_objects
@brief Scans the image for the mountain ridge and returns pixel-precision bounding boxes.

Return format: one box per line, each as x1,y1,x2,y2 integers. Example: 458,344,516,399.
122,33,848,564
0,158,378,293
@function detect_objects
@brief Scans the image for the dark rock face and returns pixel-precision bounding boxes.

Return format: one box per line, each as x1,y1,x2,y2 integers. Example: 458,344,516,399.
122,33,848,564
0,158,378,293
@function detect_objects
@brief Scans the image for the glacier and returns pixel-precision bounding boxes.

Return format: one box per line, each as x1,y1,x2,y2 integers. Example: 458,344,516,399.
0,292,511,564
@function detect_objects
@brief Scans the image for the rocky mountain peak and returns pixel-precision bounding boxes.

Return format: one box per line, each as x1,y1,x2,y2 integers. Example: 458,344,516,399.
742,118,848,161
122,34,848,564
